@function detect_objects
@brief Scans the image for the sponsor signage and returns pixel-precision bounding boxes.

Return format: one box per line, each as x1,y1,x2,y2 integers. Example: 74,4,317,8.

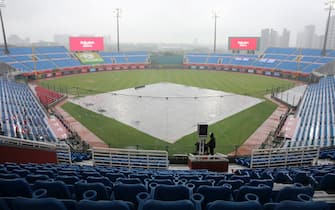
69,37,104,51
229,37,259,51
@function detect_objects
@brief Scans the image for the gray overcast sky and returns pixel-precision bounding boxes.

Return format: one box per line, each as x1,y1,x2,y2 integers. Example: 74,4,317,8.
3,0,328,45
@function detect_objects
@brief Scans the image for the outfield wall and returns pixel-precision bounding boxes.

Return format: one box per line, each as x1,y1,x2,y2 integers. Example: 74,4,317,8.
183,64,314,82
18,63,314,83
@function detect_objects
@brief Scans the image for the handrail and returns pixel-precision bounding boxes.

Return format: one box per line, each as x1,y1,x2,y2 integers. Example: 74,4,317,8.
92,147,168,169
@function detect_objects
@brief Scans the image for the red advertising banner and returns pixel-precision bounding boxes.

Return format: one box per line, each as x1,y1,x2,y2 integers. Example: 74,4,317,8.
69,37,104,51
229,37,259,51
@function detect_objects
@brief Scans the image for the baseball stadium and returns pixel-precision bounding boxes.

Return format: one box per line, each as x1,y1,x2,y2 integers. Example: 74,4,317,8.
0,0,334,209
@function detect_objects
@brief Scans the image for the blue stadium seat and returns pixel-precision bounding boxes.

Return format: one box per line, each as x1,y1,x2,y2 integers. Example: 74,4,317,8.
129,174,149,184
152,174,175,181
105,172,126,182
55,175,80,185
246,179,273,188
33,180,72,199
188,179,214,192
0,178,34,197
35,46,68,54
0,198,10,210
216,179,244,190
11,197,67,210
74,182,109,201
275,184,314,202
317,173,335,193
139,199,196,210
206,200,262,210
263,200,329,210
87,176,113,188
234,185,272,204
77,200,131,210
292,172,311,185
81,171,101,179
197,185,232,206
203,175,226,185
116,177,142,185
152,184,192,201
274,172,293,184
26,174,50,184
0,173,20,179
112,183,147,207
12,169,30,178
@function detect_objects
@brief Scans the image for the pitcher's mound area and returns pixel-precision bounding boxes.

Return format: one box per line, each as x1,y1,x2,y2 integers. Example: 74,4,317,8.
70,83,263,143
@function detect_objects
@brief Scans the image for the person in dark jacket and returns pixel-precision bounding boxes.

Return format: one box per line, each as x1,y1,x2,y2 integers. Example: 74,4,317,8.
207,132,216,155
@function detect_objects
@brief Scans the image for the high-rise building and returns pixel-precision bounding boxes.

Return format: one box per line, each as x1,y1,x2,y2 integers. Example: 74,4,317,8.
260,28,270,51
269,29,280,47
296,25,317,49
260,28,288,50
313,34,324,49
53,34,70,45
104,35,112,45
326,15,335,50
8,34,30,46
296,32,303,48
303,25,316,48
279,28,290,48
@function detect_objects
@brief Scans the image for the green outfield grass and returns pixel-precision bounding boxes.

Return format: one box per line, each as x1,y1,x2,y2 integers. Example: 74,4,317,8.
41,70,293,154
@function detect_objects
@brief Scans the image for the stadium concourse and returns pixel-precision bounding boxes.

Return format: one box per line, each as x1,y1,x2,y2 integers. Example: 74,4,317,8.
0,46,335,209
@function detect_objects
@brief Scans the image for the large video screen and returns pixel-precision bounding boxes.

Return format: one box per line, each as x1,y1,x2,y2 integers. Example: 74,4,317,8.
69,37,104,51
228,37,259,51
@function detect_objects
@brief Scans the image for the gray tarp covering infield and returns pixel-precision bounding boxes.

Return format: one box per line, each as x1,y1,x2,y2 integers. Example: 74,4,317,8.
70,83,263,143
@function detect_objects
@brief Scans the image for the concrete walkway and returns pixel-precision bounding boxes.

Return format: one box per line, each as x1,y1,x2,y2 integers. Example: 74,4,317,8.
229,95,288,156
54,100,108,148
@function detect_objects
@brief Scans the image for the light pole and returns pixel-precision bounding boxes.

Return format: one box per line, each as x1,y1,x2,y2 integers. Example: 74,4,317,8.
114,8,121,52
0,1,9,54
322,0,335,56
213,10,219,53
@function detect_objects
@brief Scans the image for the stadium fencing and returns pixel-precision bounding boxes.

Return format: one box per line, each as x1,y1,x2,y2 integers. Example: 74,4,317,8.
250,146,319,168
92,147,168,169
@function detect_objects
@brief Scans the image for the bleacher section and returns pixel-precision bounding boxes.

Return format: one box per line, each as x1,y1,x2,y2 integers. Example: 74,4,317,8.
288,76,335,148
0,47,150,75
0,162,334,210
35,86,64,108
0,79,56,142
184,47,335,76
101,51,149,65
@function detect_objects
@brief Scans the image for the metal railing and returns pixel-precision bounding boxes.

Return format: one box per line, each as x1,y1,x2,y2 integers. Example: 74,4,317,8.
92,147,168,169
250,146,319,168
0,135,71,164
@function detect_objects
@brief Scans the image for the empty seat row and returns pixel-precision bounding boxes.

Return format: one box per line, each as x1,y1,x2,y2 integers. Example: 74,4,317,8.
0,79,56,142
291,76,335,148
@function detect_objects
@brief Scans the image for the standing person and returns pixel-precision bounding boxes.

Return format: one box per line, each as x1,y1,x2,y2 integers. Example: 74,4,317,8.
207,132,216,155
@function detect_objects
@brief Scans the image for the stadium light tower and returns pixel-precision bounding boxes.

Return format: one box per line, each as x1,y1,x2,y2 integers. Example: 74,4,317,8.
114,8,122,52
322,0,335,56
212,10,220,53
0,0,9,54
